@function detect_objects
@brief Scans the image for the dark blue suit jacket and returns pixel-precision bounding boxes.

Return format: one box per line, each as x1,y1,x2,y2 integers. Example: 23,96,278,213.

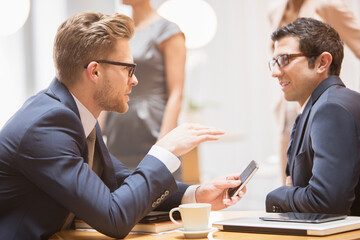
266,76,360,215
0,78,189,240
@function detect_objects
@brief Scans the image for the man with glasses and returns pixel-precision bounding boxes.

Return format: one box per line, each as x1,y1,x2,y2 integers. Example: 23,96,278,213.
0,12,246,240
266,17,360,216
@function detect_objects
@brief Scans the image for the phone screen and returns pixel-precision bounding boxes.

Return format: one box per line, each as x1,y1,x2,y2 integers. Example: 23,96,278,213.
227,160,259,198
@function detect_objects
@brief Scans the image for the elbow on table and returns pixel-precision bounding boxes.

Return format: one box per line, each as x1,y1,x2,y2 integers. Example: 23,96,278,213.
97,225,133,239
90,217,135,239
307,193,352,215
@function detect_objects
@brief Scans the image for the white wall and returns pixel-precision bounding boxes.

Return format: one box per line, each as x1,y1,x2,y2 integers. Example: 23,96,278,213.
1,0,359,211
178,0,281,211
0,29,27,128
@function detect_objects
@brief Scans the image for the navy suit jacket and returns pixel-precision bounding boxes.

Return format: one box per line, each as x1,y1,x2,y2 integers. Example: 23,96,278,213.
0,78,189,240
266,76,360,215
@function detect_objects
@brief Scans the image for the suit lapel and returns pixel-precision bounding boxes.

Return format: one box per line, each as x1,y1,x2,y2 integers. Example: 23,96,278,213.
289,76,345,177
95,123,118,192
47,78,118,191
46,78,90,162
289,98,312,177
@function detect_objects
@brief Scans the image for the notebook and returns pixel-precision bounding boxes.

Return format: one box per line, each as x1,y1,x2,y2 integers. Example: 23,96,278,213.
75,219,180,233
138,211,180,223
213,213,360,236
75,211,181,233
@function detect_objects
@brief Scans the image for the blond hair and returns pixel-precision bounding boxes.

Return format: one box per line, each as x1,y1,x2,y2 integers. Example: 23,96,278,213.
53,11,134,85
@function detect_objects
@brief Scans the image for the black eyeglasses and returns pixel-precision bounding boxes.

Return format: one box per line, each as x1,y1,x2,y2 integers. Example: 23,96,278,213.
268,53,306,71
84,60,136,78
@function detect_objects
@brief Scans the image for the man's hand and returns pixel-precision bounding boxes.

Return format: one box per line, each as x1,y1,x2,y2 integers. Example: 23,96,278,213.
155,123,225,157
195,174,246,210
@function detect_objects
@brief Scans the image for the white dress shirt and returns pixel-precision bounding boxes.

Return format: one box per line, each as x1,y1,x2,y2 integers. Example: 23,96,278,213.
71,94,197,204
300,96,311,114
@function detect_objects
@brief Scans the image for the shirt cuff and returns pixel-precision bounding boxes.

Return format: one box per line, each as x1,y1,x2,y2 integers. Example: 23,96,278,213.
148,145,180,173
181,185,200,204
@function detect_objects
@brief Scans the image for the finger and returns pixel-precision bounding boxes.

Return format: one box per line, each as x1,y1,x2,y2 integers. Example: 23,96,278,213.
225,174,241,180
223,196,241,206
187,123,219,130
196,135,224,144
186,123,226,134
213,179,242,189
223,198,232,206
241,186,247,195
231,186,246,199
196,128,226,136
233,190,246,201
183,122,216,131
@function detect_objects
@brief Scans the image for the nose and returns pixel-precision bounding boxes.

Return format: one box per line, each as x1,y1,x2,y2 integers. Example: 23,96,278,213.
271,64,283,78
130,74,138,86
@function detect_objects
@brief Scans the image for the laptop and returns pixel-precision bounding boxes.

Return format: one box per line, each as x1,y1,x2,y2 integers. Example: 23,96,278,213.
213,213,360,236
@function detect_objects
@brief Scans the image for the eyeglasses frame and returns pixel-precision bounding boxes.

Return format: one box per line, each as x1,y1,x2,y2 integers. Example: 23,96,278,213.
268,53,306,71
84,60,137,78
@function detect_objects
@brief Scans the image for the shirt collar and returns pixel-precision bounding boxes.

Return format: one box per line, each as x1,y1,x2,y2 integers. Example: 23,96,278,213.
300,96,310,114
70,93,97,137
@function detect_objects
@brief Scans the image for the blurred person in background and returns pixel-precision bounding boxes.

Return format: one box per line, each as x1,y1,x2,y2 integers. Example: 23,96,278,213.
268,0,360,185
99,0,186,180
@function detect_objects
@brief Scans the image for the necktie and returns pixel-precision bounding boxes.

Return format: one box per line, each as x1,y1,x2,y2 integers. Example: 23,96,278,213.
287,114,301,157
285,113,301,175
87,128,96,169
61,128,97,230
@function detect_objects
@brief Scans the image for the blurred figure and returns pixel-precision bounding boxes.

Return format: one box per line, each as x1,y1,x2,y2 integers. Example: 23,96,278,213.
268,0,360,185
100,0,186,180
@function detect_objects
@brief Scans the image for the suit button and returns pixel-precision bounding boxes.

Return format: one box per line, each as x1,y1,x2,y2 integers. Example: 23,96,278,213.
164,190,169,196
160,194,165,200
272,206,282,212
152,202,156,208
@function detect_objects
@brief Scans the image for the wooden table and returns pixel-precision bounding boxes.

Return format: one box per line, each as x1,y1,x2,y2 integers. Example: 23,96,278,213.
50,211,360,240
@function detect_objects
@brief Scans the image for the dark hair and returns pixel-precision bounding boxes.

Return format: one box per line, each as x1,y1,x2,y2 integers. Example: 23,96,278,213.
271,17,344,76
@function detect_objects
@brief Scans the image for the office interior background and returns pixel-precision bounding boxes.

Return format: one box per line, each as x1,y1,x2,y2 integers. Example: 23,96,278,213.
1,0,360,211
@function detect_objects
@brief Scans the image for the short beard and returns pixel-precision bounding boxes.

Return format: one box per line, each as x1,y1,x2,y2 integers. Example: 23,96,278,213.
94,78,128,113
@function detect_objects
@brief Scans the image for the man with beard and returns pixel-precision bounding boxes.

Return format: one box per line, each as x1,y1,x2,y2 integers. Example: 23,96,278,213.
0,11,245,240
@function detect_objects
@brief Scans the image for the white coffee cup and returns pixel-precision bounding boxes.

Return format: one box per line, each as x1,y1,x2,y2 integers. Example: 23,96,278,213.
169,203,211,231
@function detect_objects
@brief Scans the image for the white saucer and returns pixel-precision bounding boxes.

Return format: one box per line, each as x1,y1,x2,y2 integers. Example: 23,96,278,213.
175,227,217,239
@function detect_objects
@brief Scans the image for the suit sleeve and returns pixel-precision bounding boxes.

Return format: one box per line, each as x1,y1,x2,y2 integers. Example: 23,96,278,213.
266,103,360,214
110,153,190,210
15,107,180,238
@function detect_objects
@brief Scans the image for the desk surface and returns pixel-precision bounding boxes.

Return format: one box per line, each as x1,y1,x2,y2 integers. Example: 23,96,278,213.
50,211,360,240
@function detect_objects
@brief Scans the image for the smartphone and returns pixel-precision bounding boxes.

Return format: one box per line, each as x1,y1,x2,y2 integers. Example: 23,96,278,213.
227,160,259,198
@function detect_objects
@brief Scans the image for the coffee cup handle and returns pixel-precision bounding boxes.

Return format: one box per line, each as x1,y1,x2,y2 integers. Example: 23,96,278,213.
169,207,182,226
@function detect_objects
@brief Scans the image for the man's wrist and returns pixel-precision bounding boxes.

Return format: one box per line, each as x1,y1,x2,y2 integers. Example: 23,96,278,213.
148,145,180,173
181,185,200,204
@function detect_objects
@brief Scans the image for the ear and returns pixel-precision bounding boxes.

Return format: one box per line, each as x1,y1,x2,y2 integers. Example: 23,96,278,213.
85,61,100,83
316,52,332,75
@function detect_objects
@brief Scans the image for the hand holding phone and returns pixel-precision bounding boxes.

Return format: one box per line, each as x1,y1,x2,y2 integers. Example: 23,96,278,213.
227,160,259,198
